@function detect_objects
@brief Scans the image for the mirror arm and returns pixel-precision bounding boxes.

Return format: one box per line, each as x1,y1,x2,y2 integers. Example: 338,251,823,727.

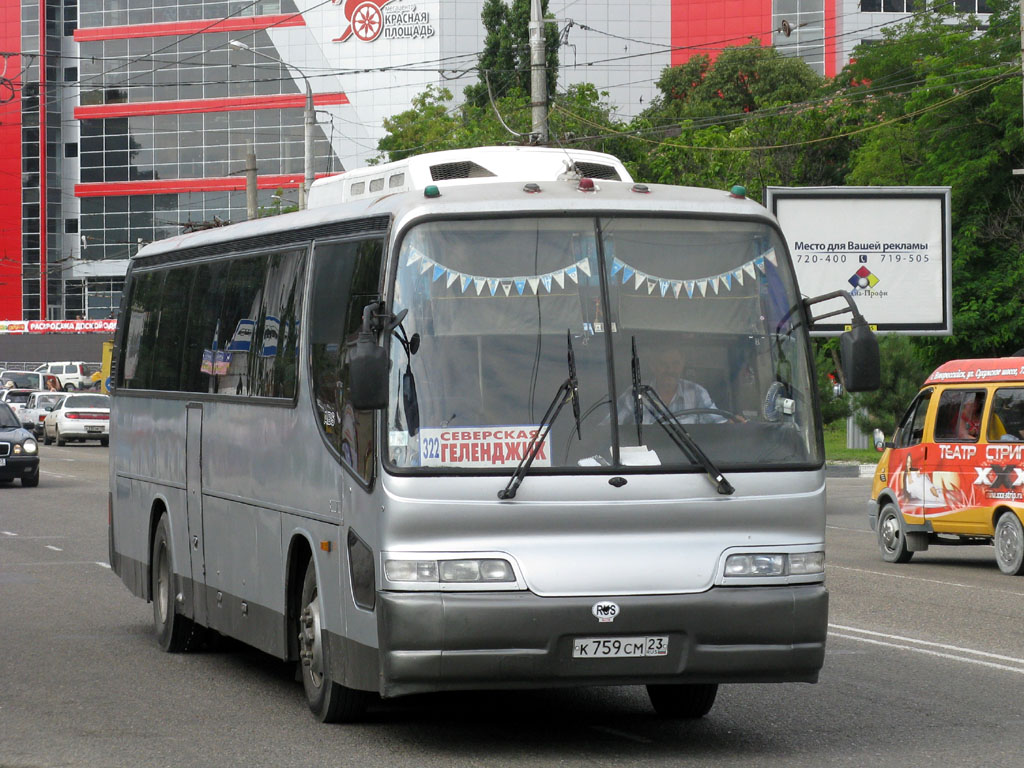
803,290,868,328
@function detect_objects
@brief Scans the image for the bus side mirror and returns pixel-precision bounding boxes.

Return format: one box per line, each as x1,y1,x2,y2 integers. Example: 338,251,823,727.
347,303,389,411
839,321,880,392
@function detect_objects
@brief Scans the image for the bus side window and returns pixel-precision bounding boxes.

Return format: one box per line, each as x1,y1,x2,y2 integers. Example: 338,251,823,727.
309,236,384,483
118,270,164,389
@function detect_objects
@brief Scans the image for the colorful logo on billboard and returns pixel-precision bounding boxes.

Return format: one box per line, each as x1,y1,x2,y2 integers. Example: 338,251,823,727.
332,0,435,43
848,266,880,290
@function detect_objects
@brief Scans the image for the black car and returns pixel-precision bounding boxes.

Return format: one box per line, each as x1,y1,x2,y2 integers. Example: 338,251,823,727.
0,402,40,487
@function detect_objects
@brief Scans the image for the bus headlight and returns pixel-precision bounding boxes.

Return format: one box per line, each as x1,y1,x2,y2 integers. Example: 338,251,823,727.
724,551,824,577
384,558,515,583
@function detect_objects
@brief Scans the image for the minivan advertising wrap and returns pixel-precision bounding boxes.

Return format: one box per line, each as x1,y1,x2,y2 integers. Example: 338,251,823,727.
869,357,1024,575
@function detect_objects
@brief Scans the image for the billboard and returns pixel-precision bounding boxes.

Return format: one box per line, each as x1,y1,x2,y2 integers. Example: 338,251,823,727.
765,187,952,335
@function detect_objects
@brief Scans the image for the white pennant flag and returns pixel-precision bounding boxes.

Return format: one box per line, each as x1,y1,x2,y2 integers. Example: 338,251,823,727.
419,258,433,275
764,248,778,266
744,261,757,279
733,268,744,286
710,276,720,294
446,270,459,288
634,271,646,290
405,249,422,266
474,278,486,295
528,277,540,294
578,258,592,277
672,281,682,299
553,270,566,289
502,282,512,296
698,279,708,297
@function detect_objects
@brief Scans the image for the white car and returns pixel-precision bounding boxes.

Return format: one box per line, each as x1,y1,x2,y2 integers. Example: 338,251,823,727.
0,370,61,391
33,361,96,391
42,393,111,446
20,391,64,437
0,387,35,419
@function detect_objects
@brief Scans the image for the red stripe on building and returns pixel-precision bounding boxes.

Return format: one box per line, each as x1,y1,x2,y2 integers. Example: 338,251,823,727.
73,14,306,42
74,173,340,198
75,92,349,119
0,10,22,318
824,0,837,78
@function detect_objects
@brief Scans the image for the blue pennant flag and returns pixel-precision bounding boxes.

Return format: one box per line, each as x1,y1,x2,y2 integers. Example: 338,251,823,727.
622,266,635,284
515,279,526,295
432,264,445,282
611,258,624,277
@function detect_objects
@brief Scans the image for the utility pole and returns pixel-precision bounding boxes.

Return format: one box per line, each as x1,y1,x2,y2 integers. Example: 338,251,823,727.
245,144,258,220
529,0,548,145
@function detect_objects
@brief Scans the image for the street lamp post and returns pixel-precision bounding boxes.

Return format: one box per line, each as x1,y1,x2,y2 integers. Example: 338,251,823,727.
229,40,314,210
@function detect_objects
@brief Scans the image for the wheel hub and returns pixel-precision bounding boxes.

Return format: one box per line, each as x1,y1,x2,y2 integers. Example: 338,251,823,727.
881,515,900,551
996,521,1020,564
298,598,324,689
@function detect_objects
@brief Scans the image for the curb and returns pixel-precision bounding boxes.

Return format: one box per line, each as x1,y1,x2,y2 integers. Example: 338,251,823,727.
825,463,876,478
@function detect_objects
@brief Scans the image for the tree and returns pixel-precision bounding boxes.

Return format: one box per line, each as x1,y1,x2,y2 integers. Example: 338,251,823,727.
462,0,559,110
852,335,931,437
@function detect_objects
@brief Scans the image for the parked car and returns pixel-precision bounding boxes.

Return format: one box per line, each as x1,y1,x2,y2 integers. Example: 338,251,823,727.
0,370,61,391
43,393,111,446
20,392,64,437
0,401,40,486
0,387,36,419
33,361,96,391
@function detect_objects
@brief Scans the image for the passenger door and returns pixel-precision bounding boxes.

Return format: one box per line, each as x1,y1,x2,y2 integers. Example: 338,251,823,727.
887,388,933,523
185,402,208,625
930,389,988,532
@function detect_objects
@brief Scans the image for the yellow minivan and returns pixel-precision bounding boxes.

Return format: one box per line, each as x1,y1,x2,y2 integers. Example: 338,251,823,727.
869,357,1024,575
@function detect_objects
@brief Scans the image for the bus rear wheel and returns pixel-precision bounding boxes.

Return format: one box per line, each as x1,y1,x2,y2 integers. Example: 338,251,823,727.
151,513,202,652
298,559,368,722
994,511,1024,575
646,683,718,718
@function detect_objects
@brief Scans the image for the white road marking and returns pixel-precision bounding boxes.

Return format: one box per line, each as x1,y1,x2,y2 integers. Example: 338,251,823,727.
829,625,1024,675
826,525,870,532
2,531,18,536
95,562,111,569
44,545,63,552
40,470,78,479
826,564,1023,597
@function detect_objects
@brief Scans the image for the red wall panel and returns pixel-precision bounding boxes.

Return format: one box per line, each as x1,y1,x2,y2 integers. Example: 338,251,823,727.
671,0,772,67
0,4,22,319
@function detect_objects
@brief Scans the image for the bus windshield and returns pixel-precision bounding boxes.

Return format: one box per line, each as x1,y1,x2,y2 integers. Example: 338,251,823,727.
386,216,819,472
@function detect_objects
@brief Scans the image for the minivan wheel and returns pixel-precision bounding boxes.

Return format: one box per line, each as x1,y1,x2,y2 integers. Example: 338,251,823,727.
878,502,913,563
994,511,1024,575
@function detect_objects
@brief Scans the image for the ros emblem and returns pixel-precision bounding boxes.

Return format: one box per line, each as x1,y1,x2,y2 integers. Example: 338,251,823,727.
592,601,619,623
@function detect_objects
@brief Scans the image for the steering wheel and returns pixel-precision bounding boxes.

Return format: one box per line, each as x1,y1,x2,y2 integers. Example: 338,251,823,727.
667,407,744,423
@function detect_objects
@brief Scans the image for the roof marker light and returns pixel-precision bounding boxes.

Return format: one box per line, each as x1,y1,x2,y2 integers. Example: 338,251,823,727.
424,185,441,198
523,183,542,194
577,178,596,192
632,183,650,194
729,184,747,199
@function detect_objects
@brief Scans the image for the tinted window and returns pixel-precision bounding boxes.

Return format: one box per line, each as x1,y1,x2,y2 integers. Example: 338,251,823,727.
990,388,1024,442
66,395,110,408
150,267,194,390
120,270,164,388
309,237,384,482
181,261,229,394
934,390,986,442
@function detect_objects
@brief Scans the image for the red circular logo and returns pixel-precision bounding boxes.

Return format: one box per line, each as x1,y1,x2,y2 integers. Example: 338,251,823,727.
351,2,384,42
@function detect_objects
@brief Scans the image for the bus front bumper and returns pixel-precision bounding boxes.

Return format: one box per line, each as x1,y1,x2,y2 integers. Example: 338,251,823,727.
374,585,827,698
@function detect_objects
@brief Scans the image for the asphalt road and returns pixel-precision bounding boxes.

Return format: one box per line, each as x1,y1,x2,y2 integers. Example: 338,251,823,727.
2,452,1023,768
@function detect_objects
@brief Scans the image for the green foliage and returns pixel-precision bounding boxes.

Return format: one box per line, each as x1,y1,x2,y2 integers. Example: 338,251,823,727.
462,0,559,109
814,339,851,426
852,335,931,437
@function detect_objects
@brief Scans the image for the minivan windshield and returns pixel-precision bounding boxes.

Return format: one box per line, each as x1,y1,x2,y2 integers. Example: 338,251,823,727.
385,216,818,472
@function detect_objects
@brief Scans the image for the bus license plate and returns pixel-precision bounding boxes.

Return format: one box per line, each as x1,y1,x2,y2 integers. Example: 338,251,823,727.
573,636,669,659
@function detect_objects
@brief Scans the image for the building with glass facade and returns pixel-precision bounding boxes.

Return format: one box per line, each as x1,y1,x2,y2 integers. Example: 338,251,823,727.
0,0,990,320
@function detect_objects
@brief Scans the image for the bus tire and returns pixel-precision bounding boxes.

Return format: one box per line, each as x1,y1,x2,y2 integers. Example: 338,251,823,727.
151,513,201,652
646,683,718,718
994,511,1024,575
878,502,913,564
298,559,368,723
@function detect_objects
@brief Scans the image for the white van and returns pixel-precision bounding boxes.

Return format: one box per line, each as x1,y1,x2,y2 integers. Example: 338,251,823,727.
34,361,94,390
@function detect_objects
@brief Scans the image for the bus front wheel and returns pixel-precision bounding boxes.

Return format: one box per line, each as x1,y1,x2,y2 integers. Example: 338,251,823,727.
298,559,368,722
646,683,718,718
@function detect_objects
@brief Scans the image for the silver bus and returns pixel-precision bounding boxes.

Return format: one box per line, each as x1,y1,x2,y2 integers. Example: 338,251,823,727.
108,147,878,722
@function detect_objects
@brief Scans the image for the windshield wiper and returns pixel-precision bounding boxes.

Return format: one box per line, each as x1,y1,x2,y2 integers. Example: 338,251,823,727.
498,331,581,500
631,336,644,445
636,383,735,496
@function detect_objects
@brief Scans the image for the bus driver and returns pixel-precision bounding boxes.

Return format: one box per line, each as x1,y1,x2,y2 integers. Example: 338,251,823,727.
619,344,727,425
